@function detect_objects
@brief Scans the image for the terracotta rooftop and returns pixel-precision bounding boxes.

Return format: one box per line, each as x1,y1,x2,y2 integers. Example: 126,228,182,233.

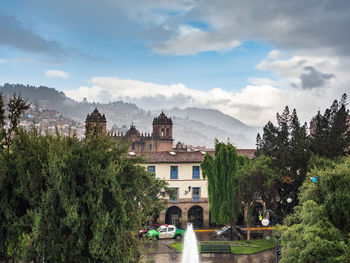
139,149,256,163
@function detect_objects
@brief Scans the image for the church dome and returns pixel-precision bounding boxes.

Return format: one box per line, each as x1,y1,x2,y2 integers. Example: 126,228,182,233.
125,124,141,138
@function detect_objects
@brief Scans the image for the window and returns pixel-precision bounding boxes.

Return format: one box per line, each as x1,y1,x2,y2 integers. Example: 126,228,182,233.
170,166,178,179
166,128,169,136
170,188,178,203
132,142,135,150
149,144,152,150
161,128,164,136
147,166,156,176
192,166,200,179
193,187,200,201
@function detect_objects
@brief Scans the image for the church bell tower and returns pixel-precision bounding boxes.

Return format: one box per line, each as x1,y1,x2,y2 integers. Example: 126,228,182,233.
85,108,107,137
152,111,173,151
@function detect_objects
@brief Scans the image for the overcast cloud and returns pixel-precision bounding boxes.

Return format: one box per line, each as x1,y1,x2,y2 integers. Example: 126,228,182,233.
3,0,350,127
64,67,347,127
299,66,335,89
148,0,350,56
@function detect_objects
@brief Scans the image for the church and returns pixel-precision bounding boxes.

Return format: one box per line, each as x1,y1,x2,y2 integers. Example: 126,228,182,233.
85,108,255,228
86,108,175,153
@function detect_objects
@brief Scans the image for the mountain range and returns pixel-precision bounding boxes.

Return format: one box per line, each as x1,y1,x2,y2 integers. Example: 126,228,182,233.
0,83,260,148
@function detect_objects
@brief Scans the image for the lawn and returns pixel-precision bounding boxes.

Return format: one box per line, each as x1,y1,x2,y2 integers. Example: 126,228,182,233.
169,239,275,255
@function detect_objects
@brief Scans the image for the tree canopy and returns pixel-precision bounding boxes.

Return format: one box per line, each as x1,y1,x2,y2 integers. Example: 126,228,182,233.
256,106,310,217
239,154,280,241
201,141,244,237
310,93,350,158
201,140,280,241
280,156,350,262
0,93,169,262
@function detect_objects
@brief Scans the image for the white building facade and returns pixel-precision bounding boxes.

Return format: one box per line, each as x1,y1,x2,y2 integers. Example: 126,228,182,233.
141,150,255,228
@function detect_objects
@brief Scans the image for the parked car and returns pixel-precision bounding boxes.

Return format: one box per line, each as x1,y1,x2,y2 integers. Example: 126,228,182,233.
214,226,263,239
138,224,163,238
147,225,185,240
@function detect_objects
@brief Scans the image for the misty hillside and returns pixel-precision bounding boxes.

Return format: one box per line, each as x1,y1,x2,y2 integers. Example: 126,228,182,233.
167,107,252,132
0,84,259,148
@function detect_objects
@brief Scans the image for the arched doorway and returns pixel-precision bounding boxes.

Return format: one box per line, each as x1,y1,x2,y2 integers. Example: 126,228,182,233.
165,206,182,227
188,206,203,228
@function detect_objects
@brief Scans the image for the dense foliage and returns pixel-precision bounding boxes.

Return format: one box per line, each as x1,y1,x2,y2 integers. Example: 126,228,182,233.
201,141,280,241
0,93,168,262
254,94,350,261
310,94,350,158
280,156,350,262
201,141,244,238
256,106,310,217
239,155,280,242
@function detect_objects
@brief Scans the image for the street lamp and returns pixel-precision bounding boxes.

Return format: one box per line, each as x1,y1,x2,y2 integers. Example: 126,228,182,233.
261,218,270,226
184,186,191,195
275,195,281,202
276,234,281,263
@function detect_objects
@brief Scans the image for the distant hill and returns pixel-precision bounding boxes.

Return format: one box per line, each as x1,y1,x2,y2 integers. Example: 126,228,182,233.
166,107,258,134
0,83,259,148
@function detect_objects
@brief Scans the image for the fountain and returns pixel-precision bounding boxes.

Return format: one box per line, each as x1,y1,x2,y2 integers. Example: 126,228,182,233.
181,223,200,263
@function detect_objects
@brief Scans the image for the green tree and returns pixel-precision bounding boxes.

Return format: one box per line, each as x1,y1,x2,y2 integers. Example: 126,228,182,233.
201,140,244,239
256,107,310,218
299,156,350,234
280,201,347,263
0,93,30,261
311,93,350,158
0,93,169,262
239,155,280,242
280,156,350,262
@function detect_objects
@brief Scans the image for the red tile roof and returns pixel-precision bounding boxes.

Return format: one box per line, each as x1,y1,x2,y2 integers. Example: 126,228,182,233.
236,149,256,159
139,149,256,163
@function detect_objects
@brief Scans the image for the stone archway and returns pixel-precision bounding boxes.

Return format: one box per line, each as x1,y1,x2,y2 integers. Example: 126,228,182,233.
188,205,203,228
165,206,182,227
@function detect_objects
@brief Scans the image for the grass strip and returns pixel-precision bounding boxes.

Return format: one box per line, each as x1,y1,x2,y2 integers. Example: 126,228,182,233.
169,238,275,255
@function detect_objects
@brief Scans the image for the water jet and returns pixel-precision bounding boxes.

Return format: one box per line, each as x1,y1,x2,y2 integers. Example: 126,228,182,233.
181,223,200,263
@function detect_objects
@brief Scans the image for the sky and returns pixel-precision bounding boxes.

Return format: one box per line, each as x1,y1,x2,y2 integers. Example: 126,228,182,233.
1,0,350,126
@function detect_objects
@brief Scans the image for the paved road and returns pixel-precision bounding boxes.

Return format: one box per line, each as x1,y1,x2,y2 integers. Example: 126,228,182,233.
141,231,276,263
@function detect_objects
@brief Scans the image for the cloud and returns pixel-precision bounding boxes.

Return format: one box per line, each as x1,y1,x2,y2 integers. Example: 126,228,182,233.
45,70,69,78
0,58,7,63
0,13,67,57
144,0,350,56
153,30,240,55
16,1,350,56
256,54,339,89
65,74,347,127
299,66,335,89
267,50,282,60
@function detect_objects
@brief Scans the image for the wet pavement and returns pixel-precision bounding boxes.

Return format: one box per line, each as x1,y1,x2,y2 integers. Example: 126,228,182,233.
141,231,276,263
